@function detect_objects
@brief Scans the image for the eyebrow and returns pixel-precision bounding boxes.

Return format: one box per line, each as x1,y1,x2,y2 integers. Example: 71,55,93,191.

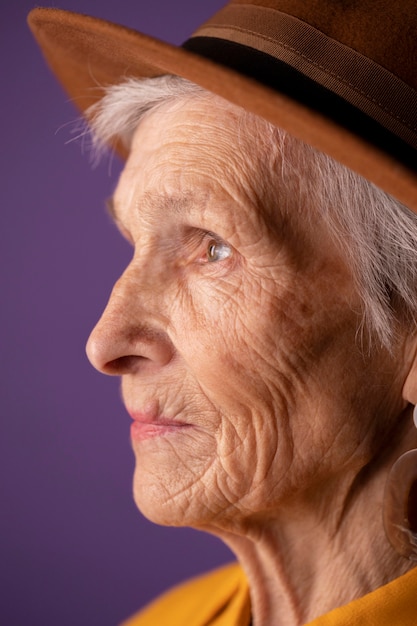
143,191,204,216
106,191,209,223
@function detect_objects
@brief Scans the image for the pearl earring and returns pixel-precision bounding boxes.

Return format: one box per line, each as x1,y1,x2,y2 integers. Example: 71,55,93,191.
383,405,417,560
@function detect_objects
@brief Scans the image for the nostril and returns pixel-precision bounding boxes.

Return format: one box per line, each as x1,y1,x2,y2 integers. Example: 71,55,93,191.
103,355,149,376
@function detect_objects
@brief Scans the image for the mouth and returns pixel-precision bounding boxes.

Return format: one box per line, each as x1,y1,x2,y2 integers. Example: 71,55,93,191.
128,409,191,442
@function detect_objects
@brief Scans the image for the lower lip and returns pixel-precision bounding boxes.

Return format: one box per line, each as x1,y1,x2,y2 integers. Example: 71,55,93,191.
130,421,190,442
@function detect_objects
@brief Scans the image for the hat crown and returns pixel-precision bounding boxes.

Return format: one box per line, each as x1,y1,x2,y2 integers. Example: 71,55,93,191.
198,0,417,89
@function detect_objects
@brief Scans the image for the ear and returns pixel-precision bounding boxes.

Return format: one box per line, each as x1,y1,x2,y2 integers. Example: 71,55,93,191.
402,334,417,405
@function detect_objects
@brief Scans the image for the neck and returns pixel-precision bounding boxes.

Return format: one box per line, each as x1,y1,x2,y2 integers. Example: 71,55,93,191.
211,427,417,626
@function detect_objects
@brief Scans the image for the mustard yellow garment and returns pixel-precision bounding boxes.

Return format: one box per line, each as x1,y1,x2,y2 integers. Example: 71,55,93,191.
121,562,417,626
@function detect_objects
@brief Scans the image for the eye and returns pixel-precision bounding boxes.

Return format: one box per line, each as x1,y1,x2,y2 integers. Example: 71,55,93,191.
206,238,233,263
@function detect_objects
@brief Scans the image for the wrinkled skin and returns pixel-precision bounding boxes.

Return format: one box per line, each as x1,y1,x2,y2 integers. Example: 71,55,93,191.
86,98,417,625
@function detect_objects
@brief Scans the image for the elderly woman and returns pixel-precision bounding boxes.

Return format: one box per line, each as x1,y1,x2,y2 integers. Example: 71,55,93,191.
29,1,417,624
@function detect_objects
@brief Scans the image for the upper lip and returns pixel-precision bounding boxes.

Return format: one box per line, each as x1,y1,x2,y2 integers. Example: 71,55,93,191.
127,408,188,426
126,399,161,423
128,409,161,423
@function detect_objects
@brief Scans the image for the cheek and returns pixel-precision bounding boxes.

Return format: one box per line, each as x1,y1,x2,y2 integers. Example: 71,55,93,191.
169,276,307,457
186,272,354,411
172,270,315,399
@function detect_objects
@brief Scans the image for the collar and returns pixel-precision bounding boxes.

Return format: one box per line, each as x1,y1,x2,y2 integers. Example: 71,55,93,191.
306,566,417,626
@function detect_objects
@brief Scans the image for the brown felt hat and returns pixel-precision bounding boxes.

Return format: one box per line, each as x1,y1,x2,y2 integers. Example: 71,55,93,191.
28,1,417,211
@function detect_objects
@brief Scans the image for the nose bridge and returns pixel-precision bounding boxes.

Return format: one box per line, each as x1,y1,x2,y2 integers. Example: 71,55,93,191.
119,241,169,305
86,250,173,375
104,247,168,327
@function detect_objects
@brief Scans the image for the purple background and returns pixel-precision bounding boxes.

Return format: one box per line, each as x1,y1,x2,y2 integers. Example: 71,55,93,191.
1,2,232,625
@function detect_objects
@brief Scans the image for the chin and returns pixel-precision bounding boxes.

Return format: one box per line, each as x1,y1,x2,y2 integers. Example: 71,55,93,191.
130,443,217,528
132,476,206,528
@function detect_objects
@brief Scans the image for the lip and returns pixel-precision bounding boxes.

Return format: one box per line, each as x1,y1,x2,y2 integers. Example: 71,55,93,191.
128,409,191,442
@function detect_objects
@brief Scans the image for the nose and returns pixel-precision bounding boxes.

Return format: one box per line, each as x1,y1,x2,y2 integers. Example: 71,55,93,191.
86,265,174,376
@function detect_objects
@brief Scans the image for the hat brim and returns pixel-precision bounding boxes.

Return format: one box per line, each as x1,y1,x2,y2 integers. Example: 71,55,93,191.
28,7,417,212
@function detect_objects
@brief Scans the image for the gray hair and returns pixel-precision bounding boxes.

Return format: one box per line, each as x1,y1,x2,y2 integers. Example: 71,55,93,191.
84,75,417,349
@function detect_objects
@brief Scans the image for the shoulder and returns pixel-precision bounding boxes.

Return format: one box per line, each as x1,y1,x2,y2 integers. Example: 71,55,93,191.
120,562,249,626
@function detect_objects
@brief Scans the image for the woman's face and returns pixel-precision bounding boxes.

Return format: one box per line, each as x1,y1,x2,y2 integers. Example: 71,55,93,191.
87,98,407,530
